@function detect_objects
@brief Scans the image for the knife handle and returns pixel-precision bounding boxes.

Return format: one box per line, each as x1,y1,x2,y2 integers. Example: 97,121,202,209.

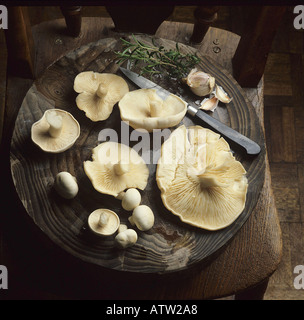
193,109,261,156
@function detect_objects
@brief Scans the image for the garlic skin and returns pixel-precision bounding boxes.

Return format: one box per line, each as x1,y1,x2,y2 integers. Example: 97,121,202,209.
184,68,215,97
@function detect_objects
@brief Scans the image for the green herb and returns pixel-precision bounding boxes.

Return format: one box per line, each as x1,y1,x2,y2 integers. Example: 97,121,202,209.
115,35,201,79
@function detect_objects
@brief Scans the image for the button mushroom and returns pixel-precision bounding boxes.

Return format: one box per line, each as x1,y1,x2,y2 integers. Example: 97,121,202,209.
115,228,138,248
128,205,155,231
73,71,129,121
88,209,120,236
54,172,78,199
156,125,248,231
83,141,149,197
118,88,187,132
31,109,80,153
121,188,141,211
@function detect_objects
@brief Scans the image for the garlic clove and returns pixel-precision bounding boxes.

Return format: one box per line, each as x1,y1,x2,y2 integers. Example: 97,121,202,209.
215,84,232,104
199,96,219,112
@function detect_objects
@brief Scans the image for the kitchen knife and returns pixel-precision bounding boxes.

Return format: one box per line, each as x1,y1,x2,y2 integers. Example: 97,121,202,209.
120,67,261,156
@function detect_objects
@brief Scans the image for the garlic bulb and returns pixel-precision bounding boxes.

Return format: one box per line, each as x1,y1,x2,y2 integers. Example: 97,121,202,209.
184,68,215,97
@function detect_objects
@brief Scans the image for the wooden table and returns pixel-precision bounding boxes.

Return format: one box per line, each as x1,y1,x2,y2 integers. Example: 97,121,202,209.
0,17,282,300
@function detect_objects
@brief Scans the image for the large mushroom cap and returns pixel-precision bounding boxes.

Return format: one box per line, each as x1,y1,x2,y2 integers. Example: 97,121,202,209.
84,141,149,197
118,89,187,132
31,109,80,153
74,71,129,122
156,125,248,230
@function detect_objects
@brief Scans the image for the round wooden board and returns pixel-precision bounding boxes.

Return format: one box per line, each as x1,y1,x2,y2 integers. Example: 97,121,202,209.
10,36,265,274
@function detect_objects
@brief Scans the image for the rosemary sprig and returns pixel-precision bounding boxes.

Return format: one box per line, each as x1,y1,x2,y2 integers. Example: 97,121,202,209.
115,35,201,79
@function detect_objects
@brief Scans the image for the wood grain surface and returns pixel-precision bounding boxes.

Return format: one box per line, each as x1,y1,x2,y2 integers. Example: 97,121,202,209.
9,35,266,274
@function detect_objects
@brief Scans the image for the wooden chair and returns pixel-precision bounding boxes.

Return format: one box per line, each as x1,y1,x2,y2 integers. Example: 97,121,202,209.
0,5,285,300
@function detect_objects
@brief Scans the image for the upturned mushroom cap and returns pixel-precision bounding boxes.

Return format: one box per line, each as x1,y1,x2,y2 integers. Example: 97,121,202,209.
118,89,187,132
88,209,120,236
31,109,80,153
156,125,248,230
84,142,149,197
74,71,129,122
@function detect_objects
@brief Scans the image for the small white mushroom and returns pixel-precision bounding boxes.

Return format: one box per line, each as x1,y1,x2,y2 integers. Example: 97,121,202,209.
121,188,141,211
116,191,126,200
118,223,128,233
129,205,154,231
115,229,138,248
88,209,120,236
54,172,78,199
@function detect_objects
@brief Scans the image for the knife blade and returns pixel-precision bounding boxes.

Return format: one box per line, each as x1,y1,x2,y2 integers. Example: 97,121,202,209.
120,67,261,156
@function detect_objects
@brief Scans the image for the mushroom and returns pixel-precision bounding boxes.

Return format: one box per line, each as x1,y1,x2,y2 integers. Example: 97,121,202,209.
83,141,149,197
114,228,138,249
118,88,187,132
121,188,141,211
183,68,215,97
88,209,120,236
31,109,80,153
128,205,154,231
54,172,78,199
118,223,128,233
156,125,248,231
74,71,129,121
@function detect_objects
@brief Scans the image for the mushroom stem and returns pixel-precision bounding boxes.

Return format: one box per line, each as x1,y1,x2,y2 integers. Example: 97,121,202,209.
45,110,63,138
150,100,162,117
96,83,107,98
198,173,229,188
98,212,109,227
114,161,129,176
